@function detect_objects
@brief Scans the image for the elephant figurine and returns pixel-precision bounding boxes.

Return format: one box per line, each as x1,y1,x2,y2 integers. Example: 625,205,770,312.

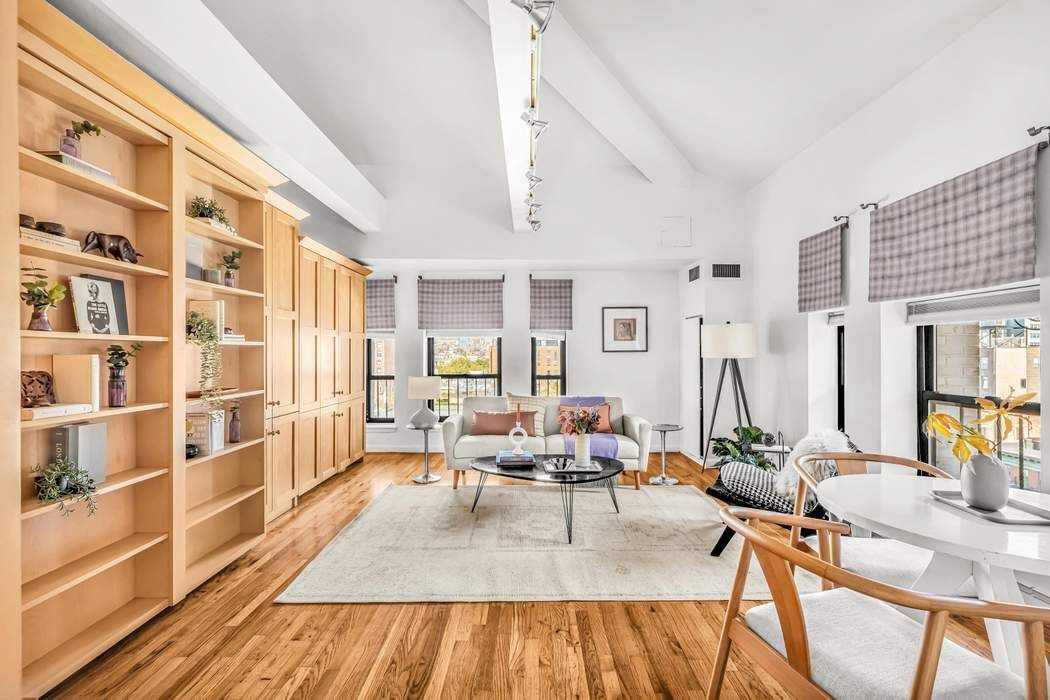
81,230,144,263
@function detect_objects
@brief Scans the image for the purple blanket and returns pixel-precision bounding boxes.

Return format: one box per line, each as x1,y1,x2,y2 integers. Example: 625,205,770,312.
560,396,619,458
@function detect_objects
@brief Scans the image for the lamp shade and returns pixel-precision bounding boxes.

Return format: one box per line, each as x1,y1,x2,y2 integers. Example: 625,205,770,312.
407,376,442,400
702,323,757,359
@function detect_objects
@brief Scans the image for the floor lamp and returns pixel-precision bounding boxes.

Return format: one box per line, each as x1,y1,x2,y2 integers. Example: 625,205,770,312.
700,322,757,471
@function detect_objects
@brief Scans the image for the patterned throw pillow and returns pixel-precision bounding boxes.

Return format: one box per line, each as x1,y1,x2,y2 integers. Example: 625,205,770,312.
506,393,547,435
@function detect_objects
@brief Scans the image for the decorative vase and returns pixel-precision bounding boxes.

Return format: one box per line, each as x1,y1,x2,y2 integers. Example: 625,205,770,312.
223,270,236,287
108,367,127,407
575,433,592,467
60,129,80,158
961,453,1010,511
28,309,52,331
508,421,528,455
228,411,241,443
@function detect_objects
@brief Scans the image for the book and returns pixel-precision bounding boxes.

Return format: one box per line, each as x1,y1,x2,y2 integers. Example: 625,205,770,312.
496,450,536,466
19,226,81,250
39,150,117,183
51,422,107,485
21,403,92,421
186,411,224,456
186,235,204,280
52,354,100,412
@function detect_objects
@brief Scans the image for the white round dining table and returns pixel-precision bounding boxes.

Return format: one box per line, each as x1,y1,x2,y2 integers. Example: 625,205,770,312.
817,473,1050,677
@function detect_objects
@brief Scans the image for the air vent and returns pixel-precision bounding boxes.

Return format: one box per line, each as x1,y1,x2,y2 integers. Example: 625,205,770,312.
688,265,700,282
712,263,741,279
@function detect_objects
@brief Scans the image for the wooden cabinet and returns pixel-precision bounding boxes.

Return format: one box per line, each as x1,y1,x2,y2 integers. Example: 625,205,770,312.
297,410,321,495
265,413,298,522
319,332,338,407
349,397,365,461
266,205,299,418
298,248,321,411
318,404,337,481
335,404,351,470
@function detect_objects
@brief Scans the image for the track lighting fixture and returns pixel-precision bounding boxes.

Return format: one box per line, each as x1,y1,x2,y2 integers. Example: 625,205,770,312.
526,171,543,190
521,109,550,137
509,0,556,34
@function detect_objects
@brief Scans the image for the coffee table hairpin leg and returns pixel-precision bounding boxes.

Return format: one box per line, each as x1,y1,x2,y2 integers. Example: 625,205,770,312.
470,472,489,513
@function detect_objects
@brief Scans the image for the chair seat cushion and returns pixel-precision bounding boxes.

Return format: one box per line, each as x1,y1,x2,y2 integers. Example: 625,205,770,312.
542,434,639,459
453,435,545,459
745,588,1024,699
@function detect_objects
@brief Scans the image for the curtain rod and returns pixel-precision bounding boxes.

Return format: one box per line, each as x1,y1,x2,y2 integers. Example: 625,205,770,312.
417,274,505,281
833,214,849,225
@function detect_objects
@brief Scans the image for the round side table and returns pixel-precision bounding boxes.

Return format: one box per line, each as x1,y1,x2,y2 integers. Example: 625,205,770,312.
650,423,683,485
405,425,441,484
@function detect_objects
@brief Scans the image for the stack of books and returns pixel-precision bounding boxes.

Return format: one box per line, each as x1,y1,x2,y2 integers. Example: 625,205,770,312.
40,151,117,184
19,226,81,252
496,450,536,468
222,332,246,343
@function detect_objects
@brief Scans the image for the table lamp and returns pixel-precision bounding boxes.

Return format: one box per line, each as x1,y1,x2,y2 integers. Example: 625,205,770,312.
407,376,441,428
700,322,757,470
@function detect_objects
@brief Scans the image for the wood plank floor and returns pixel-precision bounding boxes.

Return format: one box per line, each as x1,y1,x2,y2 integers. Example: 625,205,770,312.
51,452,1001,699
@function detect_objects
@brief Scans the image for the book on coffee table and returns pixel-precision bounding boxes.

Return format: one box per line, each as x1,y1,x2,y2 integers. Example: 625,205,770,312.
496,450,536,467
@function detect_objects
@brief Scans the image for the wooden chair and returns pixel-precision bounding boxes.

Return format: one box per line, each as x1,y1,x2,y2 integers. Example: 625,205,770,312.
788,452,951,591
707,507,1047,699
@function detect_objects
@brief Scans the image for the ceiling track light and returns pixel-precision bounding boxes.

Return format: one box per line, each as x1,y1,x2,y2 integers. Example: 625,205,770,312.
509,0,556,34
526,171,543,189
520,110,550,137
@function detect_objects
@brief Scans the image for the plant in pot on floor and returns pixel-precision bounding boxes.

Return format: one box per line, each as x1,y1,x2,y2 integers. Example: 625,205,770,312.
926,388,1035,511
220,249,242,288
20,266,66,331
709,425,777,471
559,406,602,467
188,196,236,234
33,457,98,516
105,342,143,407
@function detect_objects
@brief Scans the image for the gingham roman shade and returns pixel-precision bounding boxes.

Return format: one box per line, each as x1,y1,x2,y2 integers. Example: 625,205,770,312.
797,223,845,313
530,278,573,330
417,278,504,330
365,278,395,330
868,145,1041,302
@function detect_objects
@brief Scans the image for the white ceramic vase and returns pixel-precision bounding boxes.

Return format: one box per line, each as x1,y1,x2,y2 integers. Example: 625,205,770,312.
961,453,1010,511
575,433,592,467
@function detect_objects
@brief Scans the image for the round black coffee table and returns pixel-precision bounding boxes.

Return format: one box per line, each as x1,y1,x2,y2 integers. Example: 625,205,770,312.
470,455,625,543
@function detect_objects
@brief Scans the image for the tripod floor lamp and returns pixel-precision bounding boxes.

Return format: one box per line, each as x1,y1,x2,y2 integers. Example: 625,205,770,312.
701,322,758,471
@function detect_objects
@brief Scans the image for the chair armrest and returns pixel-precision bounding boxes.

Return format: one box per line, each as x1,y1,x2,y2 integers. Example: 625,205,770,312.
441,415,463,469
623,414,652,472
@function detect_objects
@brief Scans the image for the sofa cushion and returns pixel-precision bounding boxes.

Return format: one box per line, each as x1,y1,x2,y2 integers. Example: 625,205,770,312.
506,393,548,435
471,410,538,436
556,403,613,433
453,434,545,459
543,434,639,459
542,396,624,435
459,396,509,435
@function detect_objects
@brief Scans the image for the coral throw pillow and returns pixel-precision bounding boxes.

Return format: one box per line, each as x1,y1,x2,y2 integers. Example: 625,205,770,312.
471,410,537,436
558,403,613,434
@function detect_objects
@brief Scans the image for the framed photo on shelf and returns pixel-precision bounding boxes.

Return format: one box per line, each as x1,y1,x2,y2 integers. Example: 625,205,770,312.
70,274,129,335
602,306,648,352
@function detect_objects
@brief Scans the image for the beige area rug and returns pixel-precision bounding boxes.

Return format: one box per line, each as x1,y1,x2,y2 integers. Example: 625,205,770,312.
276,484,817,603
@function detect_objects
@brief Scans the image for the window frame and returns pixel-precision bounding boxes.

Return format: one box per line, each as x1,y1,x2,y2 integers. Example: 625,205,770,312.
426,335,503,420
531,336,567,397
837,324,845,432
365,337,395,424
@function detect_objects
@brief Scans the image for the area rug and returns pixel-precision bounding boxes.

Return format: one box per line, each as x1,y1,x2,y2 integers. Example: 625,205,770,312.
276,484,816,603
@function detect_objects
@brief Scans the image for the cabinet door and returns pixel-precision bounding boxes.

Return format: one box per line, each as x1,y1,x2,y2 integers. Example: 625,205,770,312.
335,404,351,470
271,208,298,312
271,310,297,416
266,414,297,522
335,333,351,400
350,333,365,397
299,249,321,411
336,266,351,333
350,272,365,333
319,258,337,332
319,332,338,406
319,404,337,480
349,396,365,462
297,409,321,495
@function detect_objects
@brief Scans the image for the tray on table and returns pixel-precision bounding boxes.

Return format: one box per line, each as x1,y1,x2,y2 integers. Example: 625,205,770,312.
931,489,1050,525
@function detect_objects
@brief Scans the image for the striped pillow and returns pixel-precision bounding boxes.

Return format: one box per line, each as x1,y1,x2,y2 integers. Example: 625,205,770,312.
506,393,547,436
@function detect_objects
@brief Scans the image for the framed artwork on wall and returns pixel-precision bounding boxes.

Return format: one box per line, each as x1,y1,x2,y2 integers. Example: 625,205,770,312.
602,306,648,352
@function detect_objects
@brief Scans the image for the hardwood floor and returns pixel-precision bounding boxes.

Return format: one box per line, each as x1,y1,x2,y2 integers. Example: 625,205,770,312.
51,452,1000,699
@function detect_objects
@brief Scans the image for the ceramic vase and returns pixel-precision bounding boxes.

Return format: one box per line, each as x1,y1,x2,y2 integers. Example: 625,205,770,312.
223,270,236,288
228,411,241,443
60,129,80,158
108,367,127,408
961,453,1010,511
28,309,52,331
575,433,592,467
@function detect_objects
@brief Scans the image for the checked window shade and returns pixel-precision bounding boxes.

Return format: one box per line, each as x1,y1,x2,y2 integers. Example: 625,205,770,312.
530,278,573,330
365,278,396,330
868,145,1041,303
417,278,504,330
797,223,845,313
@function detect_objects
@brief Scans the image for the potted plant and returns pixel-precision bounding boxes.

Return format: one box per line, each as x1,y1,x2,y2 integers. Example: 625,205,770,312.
228,401,241,443
558,406,602,466
188,196,236,234
60,119,102,159
20,266,66,331
32,457,98,516
926,388,1035,511
710,425,777,471
187,310,223,414
105,342,143,407
220,250,242,287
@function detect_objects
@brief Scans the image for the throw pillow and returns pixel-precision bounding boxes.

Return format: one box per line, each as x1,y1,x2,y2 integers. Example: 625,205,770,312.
773,428,850,502
506,393,547,435
471,410,538,436
557,403,613,434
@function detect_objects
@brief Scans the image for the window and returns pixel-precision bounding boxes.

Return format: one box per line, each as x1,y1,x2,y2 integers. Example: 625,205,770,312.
837,325,845,432
366,337,395,423
918,317,1041,489
532,337,566,396
427,335,501,419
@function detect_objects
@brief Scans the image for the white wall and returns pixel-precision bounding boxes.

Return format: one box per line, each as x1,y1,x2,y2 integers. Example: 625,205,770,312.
365,265,683,453
742,0,1050,451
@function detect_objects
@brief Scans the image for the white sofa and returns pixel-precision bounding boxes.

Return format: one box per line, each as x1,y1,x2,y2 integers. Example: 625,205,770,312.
440,395,653,489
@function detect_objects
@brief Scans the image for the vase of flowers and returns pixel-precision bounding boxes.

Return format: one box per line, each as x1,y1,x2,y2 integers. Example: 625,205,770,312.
559,406,602,467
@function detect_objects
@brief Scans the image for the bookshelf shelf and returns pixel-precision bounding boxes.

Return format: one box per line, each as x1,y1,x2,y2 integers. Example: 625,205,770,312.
186,437,264,469
184,215,263,250
186,152,263,202
186,485,264,529
20,330,168,343
21,467,169,520
20,403,169,431
19,237,170,277
186,278,264,299
18,147,169,212
186,389,263,405
185,533,264,591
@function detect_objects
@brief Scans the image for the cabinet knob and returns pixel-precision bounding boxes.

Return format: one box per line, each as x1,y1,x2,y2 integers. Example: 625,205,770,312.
276,399,282,405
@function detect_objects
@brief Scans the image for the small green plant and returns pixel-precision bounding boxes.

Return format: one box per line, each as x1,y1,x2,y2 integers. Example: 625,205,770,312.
106,342,143,369
220,249,243,272
229,401,240,415
187,310,223,414
71,119,101,138
188,196,232,228
20,266,66,311
710,426,777,471
32,457,97,516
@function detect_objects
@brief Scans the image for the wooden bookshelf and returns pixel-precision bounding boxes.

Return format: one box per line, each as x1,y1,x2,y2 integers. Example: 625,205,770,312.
20,403,169,431
184,215,263,250
185,533,263,591
186,485,264,529
186,437,264,469
18,147,168,212
21,467,168,520
20,330,168,343
19,237,169,277
186,278,264,299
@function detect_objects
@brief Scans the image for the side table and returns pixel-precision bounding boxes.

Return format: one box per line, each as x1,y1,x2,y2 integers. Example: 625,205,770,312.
650,423,683,485
405,424,440,484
